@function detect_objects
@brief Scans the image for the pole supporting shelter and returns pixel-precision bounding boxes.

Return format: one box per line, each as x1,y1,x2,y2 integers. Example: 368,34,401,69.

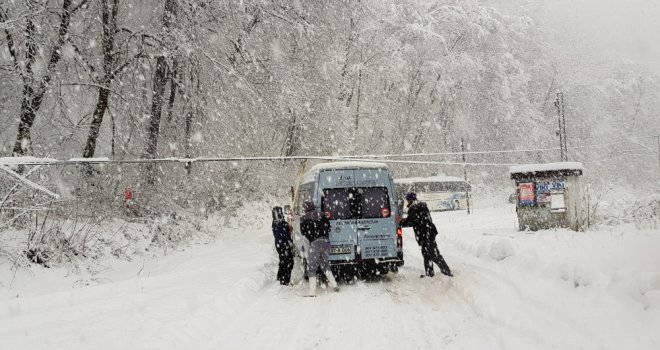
555,91,568,162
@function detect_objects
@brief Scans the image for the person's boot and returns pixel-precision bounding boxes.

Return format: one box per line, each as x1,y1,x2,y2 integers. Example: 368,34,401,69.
425,266,435,278
308,276,317,296
437,258,453,277
325,270,339,292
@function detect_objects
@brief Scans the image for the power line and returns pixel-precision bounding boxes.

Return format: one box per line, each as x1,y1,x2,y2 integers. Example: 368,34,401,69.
2,134,658,168
341,147,561,158
0,156,522,167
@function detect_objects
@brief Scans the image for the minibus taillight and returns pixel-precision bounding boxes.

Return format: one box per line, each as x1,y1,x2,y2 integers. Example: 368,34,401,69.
396,227,403,249
396,227,403,237
381,208,391,218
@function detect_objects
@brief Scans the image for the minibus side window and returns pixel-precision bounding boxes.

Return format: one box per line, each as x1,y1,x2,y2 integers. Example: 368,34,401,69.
297,184,314,215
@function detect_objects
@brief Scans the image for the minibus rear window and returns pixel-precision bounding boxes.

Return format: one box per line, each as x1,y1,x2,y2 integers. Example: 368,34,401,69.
360,187,390,218
321,188,354,219
322,187,390,219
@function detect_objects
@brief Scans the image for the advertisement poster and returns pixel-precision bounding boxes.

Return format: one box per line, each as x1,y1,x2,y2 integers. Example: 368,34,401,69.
518,182,535,205
537,193,551,203
536,179,565,204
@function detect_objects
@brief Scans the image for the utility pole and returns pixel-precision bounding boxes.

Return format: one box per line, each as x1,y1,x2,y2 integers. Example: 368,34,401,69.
657,135,660,168
554,92,568,161
461,138,471,215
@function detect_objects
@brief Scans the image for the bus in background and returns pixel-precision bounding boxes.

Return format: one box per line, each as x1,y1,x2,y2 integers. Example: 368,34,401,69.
395,175,471,212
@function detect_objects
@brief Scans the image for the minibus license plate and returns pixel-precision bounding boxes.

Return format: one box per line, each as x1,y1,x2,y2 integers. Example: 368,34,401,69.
330,245,352,254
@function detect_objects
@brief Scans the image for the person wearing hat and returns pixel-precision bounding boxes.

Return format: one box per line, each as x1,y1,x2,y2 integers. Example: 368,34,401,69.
272,206,294,285
400,192,453,278
300,201,339,296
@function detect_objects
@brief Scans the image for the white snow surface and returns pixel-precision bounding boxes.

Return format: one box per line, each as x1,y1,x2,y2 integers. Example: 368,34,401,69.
1,201,659,349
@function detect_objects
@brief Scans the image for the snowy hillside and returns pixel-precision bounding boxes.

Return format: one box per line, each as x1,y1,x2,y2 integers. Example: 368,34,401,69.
2,202,658,349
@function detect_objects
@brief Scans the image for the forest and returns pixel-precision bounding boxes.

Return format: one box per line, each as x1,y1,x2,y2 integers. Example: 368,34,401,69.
1,0,658,242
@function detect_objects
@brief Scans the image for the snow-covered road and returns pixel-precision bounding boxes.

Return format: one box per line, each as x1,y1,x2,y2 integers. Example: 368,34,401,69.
2,203,659,349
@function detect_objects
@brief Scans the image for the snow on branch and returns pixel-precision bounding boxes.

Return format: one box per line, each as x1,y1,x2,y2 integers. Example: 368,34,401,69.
0,165,60,199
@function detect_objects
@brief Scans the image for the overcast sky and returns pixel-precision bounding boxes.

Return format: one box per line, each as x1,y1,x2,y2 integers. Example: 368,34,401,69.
485,0,660,74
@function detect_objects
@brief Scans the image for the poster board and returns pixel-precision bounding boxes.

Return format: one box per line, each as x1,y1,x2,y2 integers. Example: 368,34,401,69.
518,182,535,206
536,179,566,209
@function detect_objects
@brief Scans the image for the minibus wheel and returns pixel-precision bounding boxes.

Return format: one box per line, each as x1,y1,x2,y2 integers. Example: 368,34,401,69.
332,266,355,283
376,265,390,276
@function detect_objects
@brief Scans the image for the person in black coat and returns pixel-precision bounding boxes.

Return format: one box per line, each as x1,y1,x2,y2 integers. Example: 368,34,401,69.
272,206,294,285
300,201,339,296
400,193,453,278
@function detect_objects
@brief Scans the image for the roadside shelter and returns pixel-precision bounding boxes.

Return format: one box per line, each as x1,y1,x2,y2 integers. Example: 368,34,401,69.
509,162,585,231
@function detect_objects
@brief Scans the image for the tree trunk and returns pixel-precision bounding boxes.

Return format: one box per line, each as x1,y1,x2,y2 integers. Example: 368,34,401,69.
184,109,193,175
183,63,199,176
14,96,36,156
166,61,178,124
12,0,74,157
145,0,177,184
83,88,110,157
82,0,118,167
145,56,169,183
12,15,38,157
282,108,299,157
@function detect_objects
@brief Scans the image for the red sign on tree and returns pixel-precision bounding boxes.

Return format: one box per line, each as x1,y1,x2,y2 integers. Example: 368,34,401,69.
124,188,133,201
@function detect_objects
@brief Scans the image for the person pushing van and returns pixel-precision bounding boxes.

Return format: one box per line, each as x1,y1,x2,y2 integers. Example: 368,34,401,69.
272,206,294,285
301,201,339,296
400,192,453,278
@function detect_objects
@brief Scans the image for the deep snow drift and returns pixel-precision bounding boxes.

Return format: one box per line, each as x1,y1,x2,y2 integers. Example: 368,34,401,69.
1,201,659,349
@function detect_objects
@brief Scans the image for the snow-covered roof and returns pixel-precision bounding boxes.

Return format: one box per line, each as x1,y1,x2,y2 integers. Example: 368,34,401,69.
302,161,389,184
394,175,466,184
307,161,389,172
509,162,583,175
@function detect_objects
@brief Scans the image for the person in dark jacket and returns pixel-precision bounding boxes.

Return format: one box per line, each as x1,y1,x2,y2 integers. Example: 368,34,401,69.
300,201,339,296
400,192,453,278
272,206,294,285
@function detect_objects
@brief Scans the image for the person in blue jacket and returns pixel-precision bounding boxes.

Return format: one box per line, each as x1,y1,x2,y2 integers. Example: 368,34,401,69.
272,206,294,285
400,193,453,278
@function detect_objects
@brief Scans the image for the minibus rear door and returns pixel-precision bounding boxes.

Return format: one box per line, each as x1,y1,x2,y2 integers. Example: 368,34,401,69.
354,169,398,260
319,170,357,262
